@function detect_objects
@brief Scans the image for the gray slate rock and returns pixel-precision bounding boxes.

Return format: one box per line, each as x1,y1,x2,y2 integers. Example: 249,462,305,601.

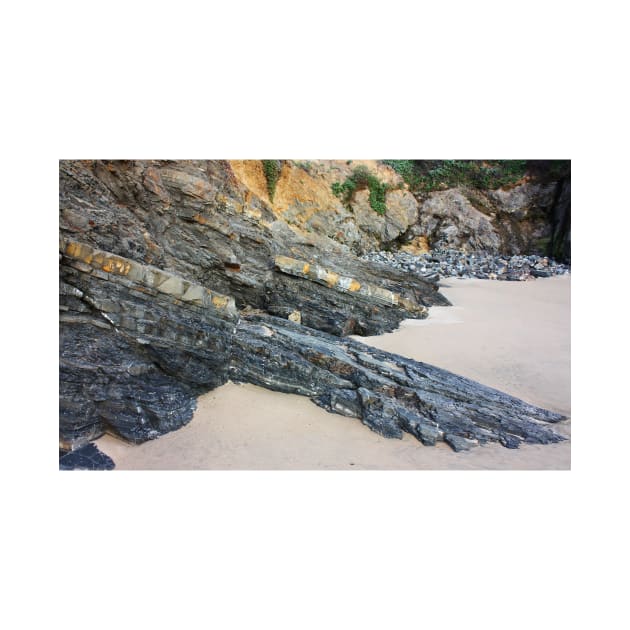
361,249,570,281
58,161,568,456
59,443,115,471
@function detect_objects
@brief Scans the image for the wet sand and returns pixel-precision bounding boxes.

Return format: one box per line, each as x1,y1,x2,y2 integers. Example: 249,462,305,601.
97,274,571,470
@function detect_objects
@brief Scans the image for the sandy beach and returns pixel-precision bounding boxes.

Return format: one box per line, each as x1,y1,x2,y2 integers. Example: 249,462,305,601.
97,274,571,470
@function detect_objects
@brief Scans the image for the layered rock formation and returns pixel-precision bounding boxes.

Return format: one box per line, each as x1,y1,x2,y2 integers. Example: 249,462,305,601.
231,314,565,451
59,238,238,447
59,160,567,461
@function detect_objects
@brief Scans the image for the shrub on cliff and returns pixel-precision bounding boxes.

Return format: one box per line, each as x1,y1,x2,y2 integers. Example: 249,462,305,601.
262,160,281,201
383,159,529,192
332,165,388,215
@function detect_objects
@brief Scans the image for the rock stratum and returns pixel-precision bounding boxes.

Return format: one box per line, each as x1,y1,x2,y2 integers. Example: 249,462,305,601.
59,160,568,460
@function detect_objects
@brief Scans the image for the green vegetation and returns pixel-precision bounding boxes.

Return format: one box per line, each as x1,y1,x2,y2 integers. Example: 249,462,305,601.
262,160,281,201
382,159,416,188
382,160,529,192
331,165,389,215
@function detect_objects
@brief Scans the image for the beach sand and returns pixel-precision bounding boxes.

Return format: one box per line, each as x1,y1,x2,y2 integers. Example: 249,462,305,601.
97,274,571,470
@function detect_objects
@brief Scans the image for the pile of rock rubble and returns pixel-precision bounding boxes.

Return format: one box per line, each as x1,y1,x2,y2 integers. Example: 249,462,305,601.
362,249,570,281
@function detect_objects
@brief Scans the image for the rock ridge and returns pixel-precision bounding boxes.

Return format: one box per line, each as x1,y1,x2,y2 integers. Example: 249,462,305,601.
273,254,428,317
231,314,566,451
60,239,566,455
61,237,238,316
59,160,569,464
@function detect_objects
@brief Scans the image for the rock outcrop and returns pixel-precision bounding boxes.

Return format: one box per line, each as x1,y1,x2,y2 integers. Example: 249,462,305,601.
59,232,450,447
59,238,238,447
227,159,570,260
59,160,567,459
400,178,570,258
231,314,565,451
270,254,432,335
408,189,503,252
59,443,115,471
230,159,419,254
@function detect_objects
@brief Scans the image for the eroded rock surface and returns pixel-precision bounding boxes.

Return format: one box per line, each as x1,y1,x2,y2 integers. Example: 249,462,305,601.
404,178,570,258
59,236,566,454
229,159,419,253
59,234,445,448
231,315,565,450
59,160,567,458
59,239,237,447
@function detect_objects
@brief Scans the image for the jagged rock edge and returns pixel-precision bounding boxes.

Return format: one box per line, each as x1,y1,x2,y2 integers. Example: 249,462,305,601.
60,240,567,453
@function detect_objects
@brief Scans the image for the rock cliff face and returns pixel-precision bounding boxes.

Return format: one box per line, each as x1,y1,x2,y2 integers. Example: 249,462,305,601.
400,177,571,258
225,160,570,259
548,177,571,262
230,160,419,254
59,160,567,457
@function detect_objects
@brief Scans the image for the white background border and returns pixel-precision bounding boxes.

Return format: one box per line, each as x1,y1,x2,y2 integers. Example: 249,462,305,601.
4,1,628,629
